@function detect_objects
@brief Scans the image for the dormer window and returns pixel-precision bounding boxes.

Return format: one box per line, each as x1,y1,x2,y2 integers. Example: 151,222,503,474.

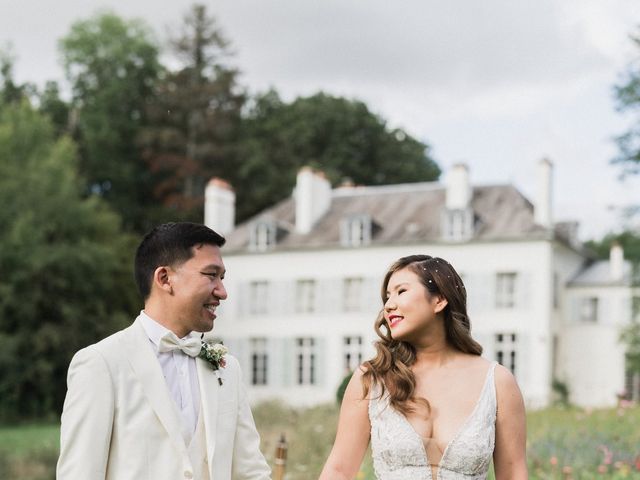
442,208,474,241
341,214,373,247
249,221,277,252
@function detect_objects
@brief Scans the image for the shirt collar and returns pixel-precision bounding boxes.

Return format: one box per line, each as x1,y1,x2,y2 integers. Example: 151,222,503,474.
139,310,198,347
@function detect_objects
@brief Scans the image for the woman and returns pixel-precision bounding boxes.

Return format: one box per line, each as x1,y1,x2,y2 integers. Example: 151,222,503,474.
319,255,527,479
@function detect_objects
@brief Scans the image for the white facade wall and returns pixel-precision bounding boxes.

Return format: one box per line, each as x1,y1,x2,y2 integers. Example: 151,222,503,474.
551,244,588,383
214,240,562,408
440,240,554,408
562,284,633,407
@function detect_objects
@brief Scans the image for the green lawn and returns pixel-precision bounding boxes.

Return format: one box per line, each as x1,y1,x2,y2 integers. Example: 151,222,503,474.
1,403,639,479
0,423,59,480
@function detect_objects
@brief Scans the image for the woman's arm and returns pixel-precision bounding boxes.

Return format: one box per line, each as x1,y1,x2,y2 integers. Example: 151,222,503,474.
493,364,528,479
318,368,371,480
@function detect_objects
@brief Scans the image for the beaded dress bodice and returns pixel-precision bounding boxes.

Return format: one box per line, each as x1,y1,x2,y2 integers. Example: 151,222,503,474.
368,362,497,480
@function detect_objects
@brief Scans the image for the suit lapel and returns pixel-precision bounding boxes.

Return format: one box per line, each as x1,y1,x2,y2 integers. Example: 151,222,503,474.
196,357,220,467
121,318,188,455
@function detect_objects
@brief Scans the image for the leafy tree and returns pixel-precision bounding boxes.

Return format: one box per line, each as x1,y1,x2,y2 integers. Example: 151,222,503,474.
614,27,640,175
60,12,162,233
584,231,640,264
1,48,70,138
38,81,71,138
236,90,441,220
611,27,640,382
139,4,245,223
336,370,353,404
0,101,138,419
0,46,33,106
622,316,640,379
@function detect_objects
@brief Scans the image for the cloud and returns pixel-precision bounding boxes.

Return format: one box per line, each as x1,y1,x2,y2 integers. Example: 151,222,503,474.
216,1,611,94
2,0,637,238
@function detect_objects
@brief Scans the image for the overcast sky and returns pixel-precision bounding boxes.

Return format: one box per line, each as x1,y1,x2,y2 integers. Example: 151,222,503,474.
2,0,639,240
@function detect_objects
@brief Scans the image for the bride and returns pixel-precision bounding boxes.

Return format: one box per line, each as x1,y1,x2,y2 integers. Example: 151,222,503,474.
319,255,528,479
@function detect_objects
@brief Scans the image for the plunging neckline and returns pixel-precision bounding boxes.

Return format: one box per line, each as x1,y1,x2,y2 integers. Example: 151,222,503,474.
391,362,495,478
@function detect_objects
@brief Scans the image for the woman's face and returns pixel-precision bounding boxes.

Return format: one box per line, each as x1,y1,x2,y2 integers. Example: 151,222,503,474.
383,267,446,342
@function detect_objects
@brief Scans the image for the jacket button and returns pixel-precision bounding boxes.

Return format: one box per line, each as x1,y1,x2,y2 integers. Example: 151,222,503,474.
184,471,193,479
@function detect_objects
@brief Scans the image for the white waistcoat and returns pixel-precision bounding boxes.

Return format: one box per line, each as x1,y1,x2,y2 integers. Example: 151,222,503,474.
187,411,209,480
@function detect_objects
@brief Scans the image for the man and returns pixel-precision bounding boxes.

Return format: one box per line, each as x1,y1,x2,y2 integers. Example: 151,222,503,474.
57,222,271,480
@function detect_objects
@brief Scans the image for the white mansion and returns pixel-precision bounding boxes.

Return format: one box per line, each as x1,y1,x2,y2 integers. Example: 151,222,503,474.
205,161,639,408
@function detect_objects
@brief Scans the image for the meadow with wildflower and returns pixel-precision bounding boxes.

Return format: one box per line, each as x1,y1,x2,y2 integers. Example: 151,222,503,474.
1,402,639,479
252,401,640,480
525,403,640,479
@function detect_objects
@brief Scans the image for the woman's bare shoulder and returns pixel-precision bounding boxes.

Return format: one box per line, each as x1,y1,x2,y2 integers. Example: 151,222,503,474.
492,363,525,412
454,353,493,372
493,363,519,389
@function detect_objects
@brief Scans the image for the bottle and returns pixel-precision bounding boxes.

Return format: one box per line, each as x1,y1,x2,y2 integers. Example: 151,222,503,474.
273,433,287,480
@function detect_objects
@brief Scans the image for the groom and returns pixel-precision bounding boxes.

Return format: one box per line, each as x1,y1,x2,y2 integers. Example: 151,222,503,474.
57,222,271,480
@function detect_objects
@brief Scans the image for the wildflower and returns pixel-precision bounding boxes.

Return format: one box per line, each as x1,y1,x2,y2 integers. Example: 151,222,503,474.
598,445,613,465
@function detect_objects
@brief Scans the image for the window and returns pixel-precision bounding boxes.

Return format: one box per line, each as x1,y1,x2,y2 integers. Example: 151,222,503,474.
632,296,640,322
340,215,372,247
495,272,517,309
249,280,269,315
250,338,268,386
343,336,363,372
295,279,316,313
442,208,473,241
250,221,276,252
579,297,598,323
624,362,640,402
495,333,517,374
296,337,316,385
343,277,363,312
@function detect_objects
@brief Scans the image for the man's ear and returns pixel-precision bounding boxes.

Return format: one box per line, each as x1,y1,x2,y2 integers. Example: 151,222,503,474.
153,266,173,294
434,295,448,313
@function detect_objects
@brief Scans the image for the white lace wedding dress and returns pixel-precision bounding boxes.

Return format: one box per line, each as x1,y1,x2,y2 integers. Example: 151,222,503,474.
369,362,497,480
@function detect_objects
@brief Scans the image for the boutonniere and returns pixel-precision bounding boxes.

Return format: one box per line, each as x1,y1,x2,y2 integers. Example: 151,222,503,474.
199,339,228,385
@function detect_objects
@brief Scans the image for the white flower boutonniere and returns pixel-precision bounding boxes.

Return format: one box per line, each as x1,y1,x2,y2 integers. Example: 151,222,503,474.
199,340,228,385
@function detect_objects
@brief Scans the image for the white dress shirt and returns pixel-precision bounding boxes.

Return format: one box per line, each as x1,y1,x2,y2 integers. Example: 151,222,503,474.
139,311,200,444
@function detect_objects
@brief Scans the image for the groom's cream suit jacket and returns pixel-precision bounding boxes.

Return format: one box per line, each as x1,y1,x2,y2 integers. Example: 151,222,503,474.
56,316,271,480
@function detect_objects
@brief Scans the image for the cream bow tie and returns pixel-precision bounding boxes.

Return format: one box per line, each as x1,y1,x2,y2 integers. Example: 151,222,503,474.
158,332,202,357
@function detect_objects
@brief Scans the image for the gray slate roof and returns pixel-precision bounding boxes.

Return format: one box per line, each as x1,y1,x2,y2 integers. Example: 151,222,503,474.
224,181,554,253
569,260,634,287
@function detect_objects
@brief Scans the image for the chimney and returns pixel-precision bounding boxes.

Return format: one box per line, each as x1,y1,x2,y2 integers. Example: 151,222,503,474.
295,167,332,234
204,177,235,236
535,158,553,229
610,242,624,281
446,163,471,209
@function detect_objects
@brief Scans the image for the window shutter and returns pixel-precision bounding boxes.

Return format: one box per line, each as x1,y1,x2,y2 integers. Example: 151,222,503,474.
236,282,249,318
315,336,327,387
516,272,529,310
569,297,581,324
516,333,529,384
281,337,294,387
266,337,280,388
227,337,248,374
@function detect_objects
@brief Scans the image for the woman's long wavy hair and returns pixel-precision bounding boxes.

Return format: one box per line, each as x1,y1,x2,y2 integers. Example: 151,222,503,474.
362,255,483,416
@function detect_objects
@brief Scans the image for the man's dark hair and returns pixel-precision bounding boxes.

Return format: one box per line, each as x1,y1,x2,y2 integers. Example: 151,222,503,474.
134,222,226,300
